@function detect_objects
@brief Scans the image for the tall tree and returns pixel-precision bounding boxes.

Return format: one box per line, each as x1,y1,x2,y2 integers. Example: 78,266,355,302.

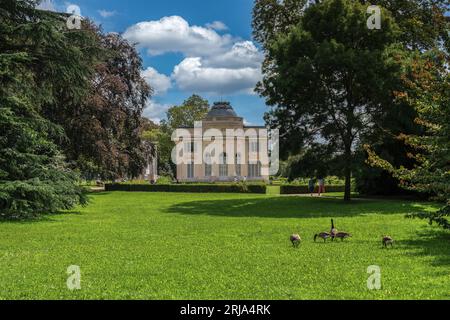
0,0,89,218
257,0,403,201
253,0,449,194
163,94,209,129
0,0,152,219
367,48,449,229
39,23,151,180
353,0,449,195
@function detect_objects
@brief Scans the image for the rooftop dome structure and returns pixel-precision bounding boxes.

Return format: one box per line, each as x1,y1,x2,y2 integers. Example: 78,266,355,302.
205,102,239,119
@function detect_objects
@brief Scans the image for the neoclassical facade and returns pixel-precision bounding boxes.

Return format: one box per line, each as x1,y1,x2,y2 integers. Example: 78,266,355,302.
174,102,270,182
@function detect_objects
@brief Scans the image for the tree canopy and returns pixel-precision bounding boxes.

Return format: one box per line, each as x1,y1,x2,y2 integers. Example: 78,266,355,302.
0,0,92,218
367,48,450,229
163,94,209,129
256,0,403,200
253,0,449,201
0,0,152,218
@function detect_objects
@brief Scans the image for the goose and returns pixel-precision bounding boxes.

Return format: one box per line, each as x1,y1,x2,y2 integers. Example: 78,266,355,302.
382,236,394,248
290,234,301,248
314,232,331,242
330,219,338,241
335,232,352,241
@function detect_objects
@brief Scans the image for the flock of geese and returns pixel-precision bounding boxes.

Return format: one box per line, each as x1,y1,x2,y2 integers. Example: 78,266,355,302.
290,219,394,248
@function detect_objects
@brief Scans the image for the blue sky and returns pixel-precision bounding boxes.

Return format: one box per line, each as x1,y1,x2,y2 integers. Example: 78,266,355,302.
38,0,267,125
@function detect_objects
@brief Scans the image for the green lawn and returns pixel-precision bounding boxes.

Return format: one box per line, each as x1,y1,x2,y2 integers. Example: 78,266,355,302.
0,192,448,300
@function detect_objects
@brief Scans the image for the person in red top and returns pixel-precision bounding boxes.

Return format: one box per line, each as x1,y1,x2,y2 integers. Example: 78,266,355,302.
318,177,325,196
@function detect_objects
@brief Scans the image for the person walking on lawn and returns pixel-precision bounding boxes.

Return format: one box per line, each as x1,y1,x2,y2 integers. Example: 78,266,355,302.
308,178,316,196
318,177,326,196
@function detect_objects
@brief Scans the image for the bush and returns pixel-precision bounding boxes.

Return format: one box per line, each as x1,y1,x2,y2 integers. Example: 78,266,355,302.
288,176,348,185
105,183,267,194
155,176,173,185
280,185,346,194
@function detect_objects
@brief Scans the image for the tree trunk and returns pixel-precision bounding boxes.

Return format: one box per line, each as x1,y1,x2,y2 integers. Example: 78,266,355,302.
344,145,352,202
344,163,352,202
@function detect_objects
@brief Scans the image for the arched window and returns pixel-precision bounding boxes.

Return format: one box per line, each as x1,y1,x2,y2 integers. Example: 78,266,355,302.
219,153,228,177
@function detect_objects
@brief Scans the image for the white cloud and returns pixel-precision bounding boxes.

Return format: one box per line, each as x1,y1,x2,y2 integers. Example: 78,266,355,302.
123,16,235,57
172,57,261,95
98,10,117,18
141,67,172,96
143,101,171,124
36,0,56,11
205,21,228,31
204,41,263,69
124,16,263,95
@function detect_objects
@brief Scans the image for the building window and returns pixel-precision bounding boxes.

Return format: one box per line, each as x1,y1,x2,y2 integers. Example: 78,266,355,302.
205,164,212,177
248,162,261,178
235,153,241,176
205,153,212,177
184,141,194,153
250,141,259,153
187,162,194,179
219,153,228,177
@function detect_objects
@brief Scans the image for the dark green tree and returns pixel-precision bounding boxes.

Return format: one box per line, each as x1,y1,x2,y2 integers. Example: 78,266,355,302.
0,0,89,218
281,144,335,181
253,0,449,195
0,0,153,216
367,49,449,229
257,0,403,201
353,0,449,195
163,94,209,129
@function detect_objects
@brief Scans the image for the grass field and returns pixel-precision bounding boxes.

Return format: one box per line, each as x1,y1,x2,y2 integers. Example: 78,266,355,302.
0,192,448,300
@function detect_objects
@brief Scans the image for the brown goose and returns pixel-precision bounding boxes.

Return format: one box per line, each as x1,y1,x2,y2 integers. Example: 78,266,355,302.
314,232,331,242
335,232,352,241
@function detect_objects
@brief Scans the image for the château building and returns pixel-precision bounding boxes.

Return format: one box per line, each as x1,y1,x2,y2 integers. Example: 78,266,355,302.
174,102,270,182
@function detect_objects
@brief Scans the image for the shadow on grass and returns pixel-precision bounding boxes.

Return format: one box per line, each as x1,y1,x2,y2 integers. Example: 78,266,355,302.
87,191,111,196
0,210,84,225
165,196,435,219
0,193,110,225
403,229,450,268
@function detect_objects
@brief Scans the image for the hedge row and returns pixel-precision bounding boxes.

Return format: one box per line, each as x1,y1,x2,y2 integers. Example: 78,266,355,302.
280,185,346,194
105,184,267,194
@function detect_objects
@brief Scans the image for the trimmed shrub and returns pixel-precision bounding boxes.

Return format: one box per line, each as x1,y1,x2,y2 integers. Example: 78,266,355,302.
105,184,266,194
280,185,345,194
